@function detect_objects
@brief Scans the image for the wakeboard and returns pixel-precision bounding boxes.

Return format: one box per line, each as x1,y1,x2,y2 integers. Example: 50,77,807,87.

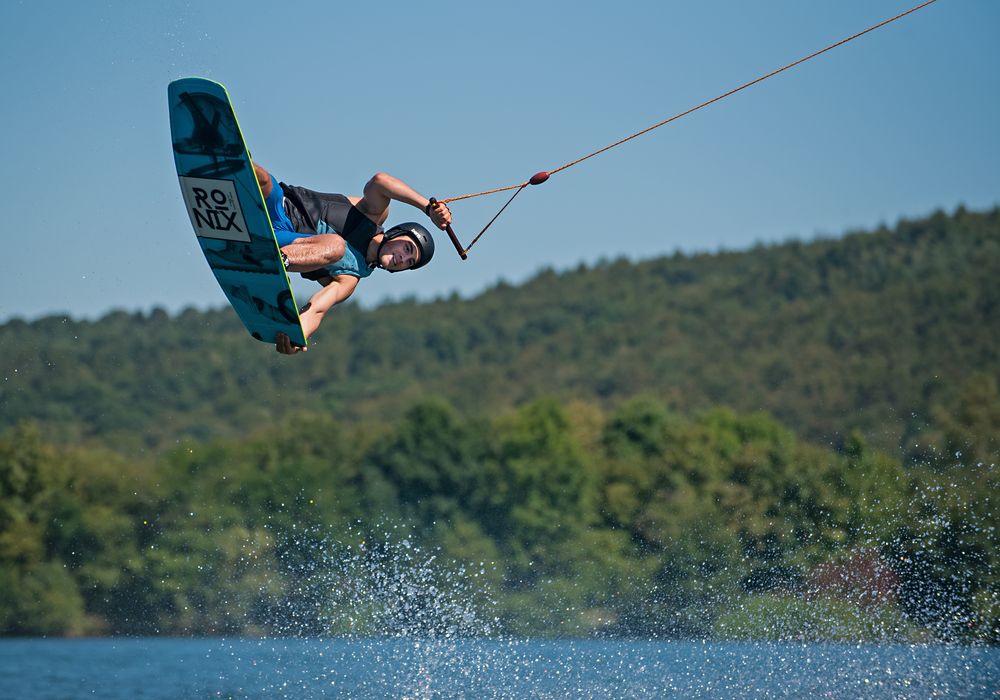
168,77,306,347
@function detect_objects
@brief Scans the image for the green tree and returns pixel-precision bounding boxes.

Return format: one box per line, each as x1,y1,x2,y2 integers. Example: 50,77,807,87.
0,424,89,634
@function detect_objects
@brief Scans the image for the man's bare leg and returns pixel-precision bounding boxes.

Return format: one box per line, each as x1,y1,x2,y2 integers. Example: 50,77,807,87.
281,235,346,272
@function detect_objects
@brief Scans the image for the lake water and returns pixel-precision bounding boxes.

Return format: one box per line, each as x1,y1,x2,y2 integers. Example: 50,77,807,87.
0,638,996,699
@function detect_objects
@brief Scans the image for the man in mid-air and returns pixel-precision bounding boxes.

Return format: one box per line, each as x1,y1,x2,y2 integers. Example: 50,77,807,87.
252,164,451,355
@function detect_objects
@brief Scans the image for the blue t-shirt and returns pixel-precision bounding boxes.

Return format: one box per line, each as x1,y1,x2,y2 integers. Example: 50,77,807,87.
315,220,374,279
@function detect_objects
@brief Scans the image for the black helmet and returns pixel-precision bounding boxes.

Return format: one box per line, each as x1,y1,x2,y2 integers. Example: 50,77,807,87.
378,222,435,271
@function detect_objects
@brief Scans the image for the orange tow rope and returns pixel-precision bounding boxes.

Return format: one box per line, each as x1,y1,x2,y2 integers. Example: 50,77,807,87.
440,0,938,259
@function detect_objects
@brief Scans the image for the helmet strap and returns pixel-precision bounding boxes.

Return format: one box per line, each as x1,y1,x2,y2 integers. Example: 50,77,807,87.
374,239,394,272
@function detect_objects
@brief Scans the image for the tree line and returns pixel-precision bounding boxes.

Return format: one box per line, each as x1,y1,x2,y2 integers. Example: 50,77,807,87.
0,206,997,460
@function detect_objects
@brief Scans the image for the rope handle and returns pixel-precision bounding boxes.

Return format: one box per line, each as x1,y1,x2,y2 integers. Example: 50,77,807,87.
429,198,467,260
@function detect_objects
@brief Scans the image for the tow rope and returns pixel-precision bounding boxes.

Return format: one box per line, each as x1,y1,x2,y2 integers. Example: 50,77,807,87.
437,0,938,260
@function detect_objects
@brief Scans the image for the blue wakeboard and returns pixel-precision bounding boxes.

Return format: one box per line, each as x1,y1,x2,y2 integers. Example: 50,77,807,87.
168,77,306,347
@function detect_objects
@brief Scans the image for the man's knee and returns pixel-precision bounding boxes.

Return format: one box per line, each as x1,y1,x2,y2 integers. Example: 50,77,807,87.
320,233,346,262
252,162,272,197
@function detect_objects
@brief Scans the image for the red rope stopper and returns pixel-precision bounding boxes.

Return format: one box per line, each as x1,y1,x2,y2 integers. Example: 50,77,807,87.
529,171,550,186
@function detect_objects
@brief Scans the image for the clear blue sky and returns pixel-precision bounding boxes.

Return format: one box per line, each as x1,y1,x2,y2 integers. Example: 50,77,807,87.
1,0,997,322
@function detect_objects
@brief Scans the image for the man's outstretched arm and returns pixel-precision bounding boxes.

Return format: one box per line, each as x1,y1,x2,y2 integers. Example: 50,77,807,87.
356,172,452,230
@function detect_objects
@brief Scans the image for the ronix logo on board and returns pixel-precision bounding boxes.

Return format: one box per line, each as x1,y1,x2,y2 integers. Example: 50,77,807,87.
179,176,250,242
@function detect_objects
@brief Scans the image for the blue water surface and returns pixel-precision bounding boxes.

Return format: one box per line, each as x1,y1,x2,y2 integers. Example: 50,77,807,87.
0,637,996,699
